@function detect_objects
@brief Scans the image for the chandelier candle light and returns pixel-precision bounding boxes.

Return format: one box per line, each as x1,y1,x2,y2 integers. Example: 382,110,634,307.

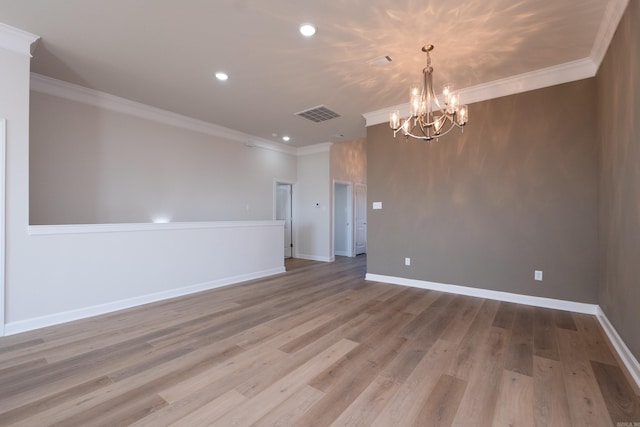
390,44,468,141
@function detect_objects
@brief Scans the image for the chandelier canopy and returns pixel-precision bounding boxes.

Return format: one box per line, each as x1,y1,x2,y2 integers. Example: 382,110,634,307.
390,44,468,141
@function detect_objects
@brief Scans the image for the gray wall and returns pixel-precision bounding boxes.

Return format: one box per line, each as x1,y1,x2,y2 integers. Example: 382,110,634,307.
597,0,640,360
29,91,297,224
367,78,599,303
330,137,367,184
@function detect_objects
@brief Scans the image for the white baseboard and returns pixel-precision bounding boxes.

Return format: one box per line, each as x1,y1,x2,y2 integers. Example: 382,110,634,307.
4,267,285,336
365,273,640,390
596,307,640,389
334,251,350,257
365,273,598,314
295,254,334,263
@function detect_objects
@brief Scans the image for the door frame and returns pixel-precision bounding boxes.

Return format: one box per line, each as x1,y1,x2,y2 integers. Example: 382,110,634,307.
332,180,353,257
273,179,295,258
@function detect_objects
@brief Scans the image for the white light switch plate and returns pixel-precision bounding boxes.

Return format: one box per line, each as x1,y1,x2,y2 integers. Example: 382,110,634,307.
373,202,382,210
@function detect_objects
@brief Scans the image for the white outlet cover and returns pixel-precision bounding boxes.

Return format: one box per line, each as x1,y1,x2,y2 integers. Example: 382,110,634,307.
405,257,411,266
534,270,543,281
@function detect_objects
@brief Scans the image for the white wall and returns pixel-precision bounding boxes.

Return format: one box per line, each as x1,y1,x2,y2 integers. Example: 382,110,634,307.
0,28,37,336
295,145,332,261
30,88,297,224
0,24,366,335
0,26,288,335
8,221,283,334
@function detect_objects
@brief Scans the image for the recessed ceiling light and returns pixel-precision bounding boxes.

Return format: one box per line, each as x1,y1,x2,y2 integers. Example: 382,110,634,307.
215,72,229,81
282,136,291,142
299,24,316,37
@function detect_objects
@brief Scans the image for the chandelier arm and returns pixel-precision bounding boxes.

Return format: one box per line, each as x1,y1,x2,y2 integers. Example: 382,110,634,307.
400,114,465,141
397,119,465,140
429,68,446,114
417,111,433,136
434,120,461,137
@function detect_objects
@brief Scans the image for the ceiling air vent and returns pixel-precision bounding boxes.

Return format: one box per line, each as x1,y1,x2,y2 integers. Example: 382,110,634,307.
295,105,341,123
366,55,392,66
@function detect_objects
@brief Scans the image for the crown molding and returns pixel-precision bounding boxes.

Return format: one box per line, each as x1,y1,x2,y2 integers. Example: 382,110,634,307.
364,0,630,128
363,57,598,127
30,74,339,157
30,73,297,156
459,57,597,105
0,23,39,57
591,0,630,68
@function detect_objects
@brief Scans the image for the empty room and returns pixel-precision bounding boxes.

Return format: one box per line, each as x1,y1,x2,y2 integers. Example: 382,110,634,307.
0,0,639,425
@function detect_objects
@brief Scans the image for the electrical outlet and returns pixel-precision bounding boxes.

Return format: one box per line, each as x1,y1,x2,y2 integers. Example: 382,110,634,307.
534,270,543,281
405,257,411,266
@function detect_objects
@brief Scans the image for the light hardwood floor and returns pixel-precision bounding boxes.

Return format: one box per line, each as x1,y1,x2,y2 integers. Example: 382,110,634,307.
0,255,638,426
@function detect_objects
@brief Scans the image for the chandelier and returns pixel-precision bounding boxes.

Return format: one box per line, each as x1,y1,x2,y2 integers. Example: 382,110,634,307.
390,44,468,141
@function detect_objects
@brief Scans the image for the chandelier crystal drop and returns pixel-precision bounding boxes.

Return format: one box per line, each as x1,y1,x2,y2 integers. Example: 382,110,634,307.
390,44,468,141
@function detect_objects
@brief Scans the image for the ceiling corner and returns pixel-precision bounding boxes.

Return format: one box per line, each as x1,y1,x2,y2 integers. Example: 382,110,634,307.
0,23,39,57
590,0,630,67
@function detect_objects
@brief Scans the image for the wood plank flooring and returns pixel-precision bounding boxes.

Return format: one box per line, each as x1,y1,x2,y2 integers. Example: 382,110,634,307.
0,255,639,426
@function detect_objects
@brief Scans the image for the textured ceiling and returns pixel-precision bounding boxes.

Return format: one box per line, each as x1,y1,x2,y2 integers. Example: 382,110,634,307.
0,0,623,146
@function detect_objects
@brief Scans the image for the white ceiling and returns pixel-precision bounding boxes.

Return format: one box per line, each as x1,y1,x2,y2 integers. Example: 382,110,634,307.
0,0,627,147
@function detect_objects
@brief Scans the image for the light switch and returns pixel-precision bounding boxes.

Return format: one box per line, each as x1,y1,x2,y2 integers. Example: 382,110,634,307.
372,202,382,210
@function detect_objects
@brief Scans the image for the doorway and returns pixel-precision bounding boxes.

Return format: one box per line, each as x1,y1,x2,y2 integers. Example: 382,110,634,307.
355,183,367,255
333,182,353,257
0,120,5,336
275,182,293,258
